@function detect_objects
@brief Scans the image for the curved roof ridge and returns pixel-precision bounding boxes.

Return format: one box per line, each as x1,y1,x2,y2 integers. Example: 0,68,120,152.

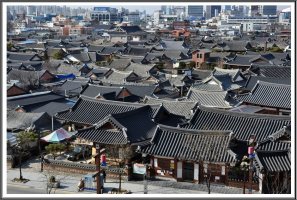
256,149,290,154
189,87,228,94
145,95,197,103
158,124,232,135
110,105,152,119
87,83,123,89
197,105,291,120
256,80,292,87
79,95,144,107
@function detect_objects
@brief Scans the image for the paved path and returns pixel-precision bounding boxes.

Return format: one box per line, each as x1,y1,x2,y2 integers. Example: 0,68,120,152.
5,157,259,195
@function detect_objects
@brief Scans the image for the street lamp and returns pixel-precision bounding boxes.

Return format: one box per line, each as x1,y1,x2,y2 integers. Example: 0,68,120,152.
240,156,249,194
142,153,148,194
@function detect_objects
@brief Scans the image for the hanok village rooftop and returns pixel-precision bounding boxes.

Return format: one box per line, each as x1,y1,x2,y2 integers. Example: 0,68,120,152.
6,11,291,194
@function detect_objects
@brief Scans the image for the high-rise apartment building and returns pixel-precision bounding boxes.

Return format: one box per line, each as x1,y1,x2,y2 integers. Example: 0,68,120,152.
91,7,119,23
260,5,277,16
187,5,204,20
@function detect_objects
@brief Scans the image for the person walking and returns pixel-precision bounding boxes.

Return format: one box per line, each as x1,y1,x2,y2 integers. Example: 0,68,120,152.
77,178,84,192
102,170,106,183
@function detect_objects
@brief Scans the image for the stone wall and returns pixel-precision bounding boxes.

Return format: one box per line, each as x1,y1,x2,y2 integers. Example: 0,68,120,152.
227,180,259,191
43,159,128,180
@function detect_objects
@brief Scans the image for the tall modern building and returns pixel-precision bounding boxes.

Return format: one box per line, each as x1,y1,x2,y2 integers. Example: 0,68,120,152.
161,5,174,15
161,5,167,14
260,5,277,16
224,5,232,12
205,6,211,19
211,6,221,18
91,7,119,23
187,5,204,20
26,6,37,15
127,11,140,25
249,5,260,16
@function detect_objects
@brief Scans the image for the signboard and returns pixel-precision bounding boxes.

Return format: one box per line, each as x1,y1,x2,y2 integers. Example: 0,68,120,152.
133,163,146,175
221,166,225,175
170,160,174,169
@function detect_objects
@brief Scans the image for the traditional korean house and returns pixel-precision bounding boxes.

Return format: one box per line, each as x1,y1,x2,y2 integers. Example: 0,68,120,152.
138,125,246,184
243,76,290,92
7,51,43,62
143,96,198,120
54,79,89,98
7,69,56,89
247,65,291,78
235,81,291,115
182,105,291,142
7,83,27,97
7,91,67,112
254,126,291,194
55,97,159,129
102,69,141,84
80,84,137,102
7,111,60,132
193,67,247,94
185,88,238,109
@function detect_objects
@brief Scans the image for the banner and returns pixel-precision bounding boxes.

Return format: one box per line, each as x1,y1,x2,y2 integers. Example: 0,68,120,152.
133,163,146,175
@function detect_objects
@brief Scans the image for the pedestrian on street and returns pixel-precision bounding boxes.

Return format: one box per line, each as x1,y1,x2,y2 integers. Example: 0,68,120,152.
77,178,84,192
102,170,106,183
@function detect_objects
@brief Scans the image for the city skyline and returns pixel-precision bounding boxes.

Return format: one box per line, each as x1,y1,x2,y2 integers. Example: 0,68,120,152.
7,4,291,15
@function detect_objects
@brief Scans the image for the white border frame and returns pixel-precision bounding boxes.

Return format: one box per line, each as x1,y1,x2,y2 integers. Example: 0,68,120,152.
2,2,295,198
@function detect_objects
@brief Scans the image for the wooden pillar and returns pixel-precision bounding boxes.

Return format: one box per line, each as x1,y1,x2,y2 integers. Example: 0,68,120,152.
174,158,177,179
194,162,199,183
248,159,253,193
225,163,229,186
176,160,183,181
94,143,104,194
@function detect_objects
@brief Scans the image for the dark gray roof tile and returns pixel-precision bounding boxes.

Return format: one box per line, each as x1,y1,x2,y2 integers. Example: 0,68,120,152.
144,96,197,119
141,125,236,163
254,150,290,172
186,88,237,108
244,76,290,91
236,81,291,109
56,97,159,125
183,106,291,142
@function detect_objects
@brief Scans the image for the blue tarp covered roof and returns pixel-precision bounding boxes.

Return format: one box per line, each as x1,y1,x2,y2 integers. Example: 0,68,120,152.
56,73,76,80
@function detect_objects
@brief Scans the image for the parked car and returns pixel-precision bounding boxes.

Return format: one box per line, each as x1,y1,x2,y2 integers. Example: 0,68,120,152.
65,145,92,161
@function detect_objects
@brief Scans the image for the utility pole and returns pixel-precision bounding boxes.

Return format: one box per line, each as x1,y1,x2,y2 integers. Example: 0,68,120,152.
142,153,148,194
94,143,102,194
248,134,256,194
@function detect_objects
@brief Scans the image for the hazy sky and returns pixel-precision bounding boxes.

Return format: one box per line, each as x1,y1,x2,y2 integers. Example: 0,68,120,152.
72,5,290,14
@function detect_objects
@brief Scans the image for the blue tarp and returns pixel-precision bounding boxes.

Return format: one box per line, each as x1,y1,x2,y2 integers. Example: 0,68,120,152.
56,74,76,80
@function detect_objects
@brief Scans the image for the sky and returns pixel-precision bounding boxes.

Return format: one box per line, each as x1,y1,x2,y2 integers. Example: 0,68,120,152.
71,5,290,15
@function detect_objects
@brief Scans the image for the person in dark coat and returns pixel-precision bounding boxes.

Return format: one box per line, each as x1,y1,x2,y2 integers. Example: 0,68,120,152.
102,170,106,183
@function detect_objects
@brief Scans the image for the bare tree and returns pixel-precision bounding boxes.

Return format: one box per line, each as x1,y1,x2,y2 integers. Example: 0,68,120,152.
106,144,134,192
255,171,290,194
12,131,38,181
